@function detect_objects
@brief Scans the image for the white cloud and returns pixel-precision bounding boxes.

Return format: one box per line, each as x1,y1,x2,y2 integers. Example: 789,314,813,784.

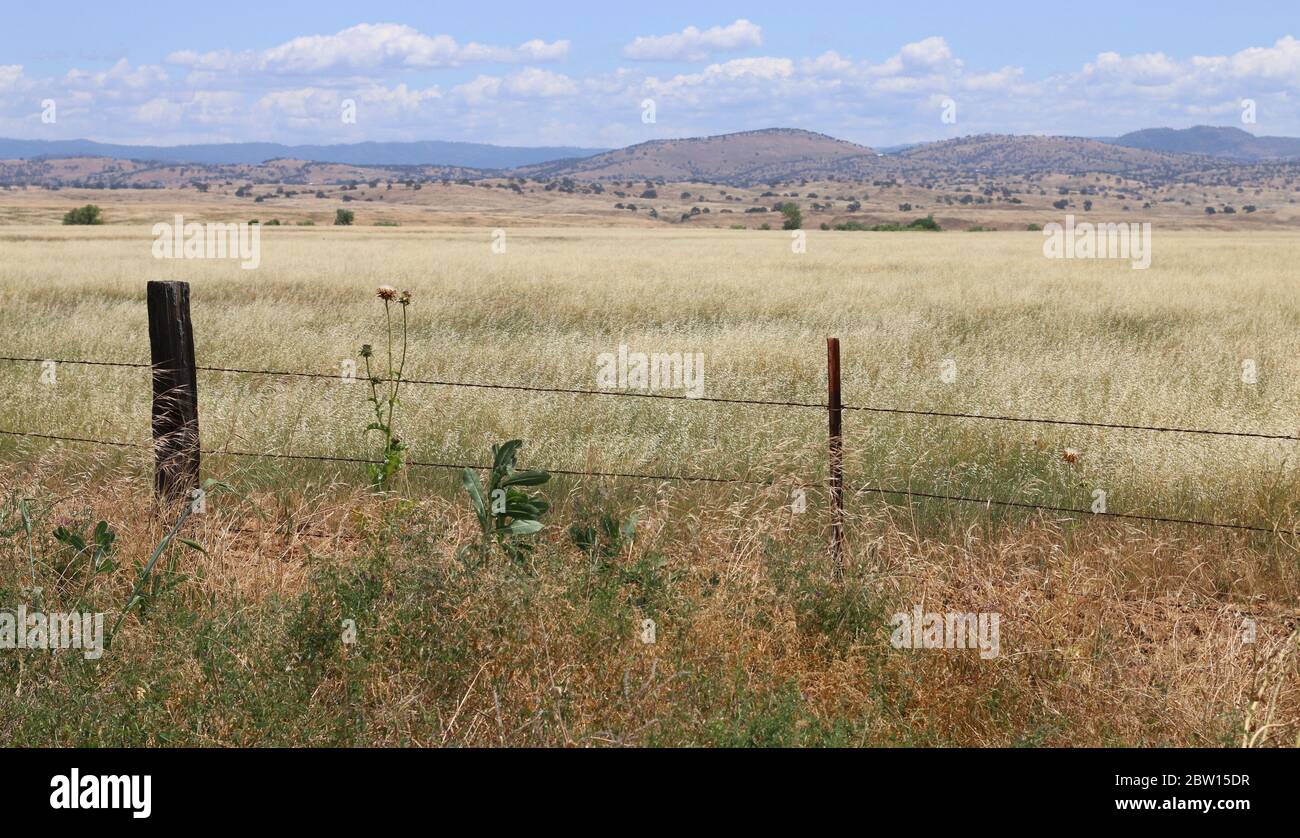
452,69,575,102
0,65,25,92
167,23,569,74
65,59,168,89
503,68,577,97
1198,35,1300,81
802,51,855,77
623,19,762,62
8,29,1300,148
869,36,961,77
454,75,503,104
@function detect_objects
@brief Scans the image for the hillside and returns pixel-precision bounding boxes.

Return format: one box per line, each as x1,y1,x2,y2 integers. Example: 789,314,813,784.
0,156,485,188
516,128,883,184
5,128,1300,193
893,134,1215,178
1109,125,1300,161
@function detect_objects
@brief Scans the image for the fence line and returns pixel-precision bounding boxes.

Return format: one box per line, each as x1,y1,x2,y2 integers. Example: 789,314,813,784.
851,484,1297,537
1,354,1297,442
2,426,1295,538
1,276,1297,548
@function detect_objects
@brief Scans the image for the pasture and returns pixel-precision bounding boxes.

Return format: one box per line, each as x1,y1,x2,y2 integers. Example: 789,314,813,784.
1,224,1297,746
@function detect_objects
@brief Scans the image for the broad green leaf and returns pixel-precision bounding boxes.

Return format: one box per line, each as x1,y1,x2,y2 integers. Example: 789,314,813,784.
505,519,543,536
461,468,490,531
501,469,551,487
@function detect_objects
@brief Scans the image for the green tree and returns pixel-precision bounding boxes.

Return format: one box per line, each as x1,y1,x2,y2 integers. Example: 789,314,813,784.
61,205,103,225
780,202,802,230
334,208,355,226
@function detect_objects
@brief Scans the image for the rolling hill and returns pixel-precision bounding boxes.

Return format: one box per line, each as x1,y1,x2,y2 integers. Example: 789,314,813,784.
515,128,885,184
893,134,1216,177
5,126,1300,190
1107,125,1300,161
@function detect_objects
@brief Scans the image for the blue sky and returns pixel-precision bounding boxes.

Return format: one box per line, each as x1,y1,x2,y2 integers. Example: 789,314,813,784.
1,1,1297,148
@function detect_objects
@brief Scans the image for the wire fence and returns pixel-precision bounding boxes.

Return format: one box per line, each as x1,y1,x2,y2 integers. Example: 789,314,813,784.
4,352,1297,440
1,349,1297,539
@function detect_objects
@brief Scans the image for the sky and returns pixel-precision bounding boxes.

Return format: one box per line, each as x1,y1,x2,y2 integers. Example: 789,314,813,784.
0,0,1297,149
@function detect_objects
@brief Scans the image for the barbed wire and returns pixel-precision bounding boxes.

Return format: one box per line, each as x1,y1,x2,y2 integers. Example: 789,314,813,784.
841,403,1298,441
2,353,1295,442
2,427,1294,538
0,355,151,370
851,484,1298,537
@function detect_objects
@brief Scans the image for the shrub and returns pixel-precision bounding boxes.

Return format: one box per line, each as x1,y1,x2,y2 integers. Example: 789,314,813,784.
334,209,355,226
780,202,802,230
61,205,103,225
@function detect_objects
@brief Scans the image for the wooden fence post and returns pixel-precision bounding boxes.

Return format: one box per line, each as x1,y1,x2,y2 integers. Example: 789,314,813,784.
827,336,844,572
147,281,200,503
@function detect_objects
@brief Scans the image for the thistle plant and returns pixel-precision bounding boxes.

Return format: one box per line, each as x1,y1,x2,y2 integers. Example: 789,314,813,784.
362,285,412,490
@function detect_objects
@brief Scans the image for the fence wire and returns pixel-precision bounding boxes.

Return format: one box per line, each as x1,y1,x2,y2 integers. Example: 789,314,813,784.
2,426,1294,538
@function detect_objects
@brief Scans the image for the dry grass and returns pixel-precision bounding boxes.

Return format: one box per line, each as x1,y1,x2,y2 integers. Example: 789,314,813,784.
1,453,1295,746
0,223,1297,746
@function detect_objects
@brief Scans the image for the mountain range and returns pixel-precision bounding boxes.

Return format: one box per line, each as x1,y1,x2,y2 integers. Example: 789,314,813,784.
0,137,608,169
2,125,1298,188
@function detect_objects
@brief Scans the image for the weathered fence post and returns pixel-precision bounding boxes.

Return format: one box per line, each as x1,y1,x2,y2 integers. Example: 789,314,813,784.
147,281,200,503
827,336,844,572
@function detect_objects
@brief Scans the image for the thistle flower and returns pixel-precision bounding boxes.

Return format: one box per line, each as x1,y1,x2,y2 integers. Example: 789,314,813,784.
399,290,412,306
1062,448,1080,464
376,285,397,301
360,344,372,358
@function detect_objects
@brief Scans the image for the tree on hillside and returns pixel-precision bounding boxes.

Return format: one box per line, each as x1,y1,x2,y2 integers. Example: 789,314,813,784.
334,209,355,226
780,202,802,230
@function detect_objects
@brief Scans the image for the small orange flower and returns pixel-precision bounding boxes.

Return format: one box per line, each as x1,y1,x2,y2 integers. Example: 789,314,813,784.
376,285,397,300
1061,448,1080,464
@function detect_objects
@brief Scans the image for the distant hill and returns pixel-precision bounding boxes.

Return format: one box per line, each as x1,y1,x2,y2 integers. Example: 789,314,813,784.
515,129,1253,185
1107,125,1300,161
6,127,1299,190
515,128,883,184
0,156,486,188
893,134,1214,177
0,137,608,169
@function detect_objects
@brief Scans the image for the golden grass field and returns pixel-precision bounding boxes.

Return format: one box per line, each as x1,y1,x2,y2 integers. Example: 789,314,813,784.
1,221,1297,746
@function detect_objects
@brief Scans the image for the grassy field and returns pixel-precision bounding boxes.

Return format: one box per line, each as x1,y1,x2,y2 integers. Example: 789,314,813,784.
1,224,1297,746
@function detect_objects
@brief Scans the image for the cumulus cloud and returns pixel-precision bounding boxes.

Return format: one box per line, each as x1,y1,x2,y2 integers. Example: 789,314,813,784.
167,23,569,74
503,68,578,97
64,59,168,89
454,74,503,104
7,27,1300,147
0,65,25,91
623,19,762,62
